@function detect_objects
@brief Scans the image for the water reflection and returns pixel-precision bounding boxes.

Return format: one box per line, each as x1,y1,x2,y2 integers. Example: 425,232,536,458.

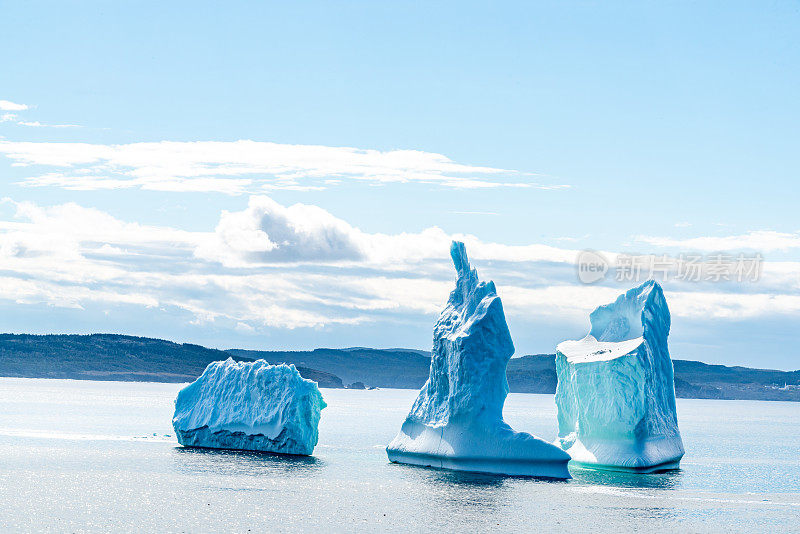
389,462,568,517
172,446,324,478
566,467,684,524
425,468,509,489
426,471,510,513
570,465,683,490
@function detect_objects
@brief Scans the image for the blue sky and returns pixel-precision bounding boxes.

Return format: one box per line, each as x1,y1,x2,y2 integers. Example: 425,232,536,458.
1,1,799,369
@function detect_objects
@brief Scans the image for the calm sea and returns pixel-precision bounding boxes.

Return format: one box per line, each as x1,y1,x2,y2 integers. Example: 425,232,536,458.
0,378,798,532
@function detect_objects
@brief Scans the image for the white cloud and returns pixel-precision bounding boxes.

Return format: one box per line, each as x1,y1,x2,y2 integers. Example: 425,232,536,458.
197,196,364,264
1,198,202,249
636,230,800,252
16,120,80,128
0,140,569,193
197,195,581,268
0,101,80,128
451,211,499,216
666,290,800,319
0,100,28,111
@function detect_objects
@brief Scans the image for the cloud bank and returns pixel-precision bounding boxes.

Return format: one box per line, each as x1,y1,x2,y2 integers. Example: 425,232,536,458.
0,140,570,193
2,195,799,342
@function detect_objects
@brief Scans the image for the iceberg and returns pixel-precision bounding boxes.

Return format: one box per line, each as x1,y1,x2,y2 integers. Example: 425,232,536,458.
173,358,326,455
386,242,571,479
554,280,684,472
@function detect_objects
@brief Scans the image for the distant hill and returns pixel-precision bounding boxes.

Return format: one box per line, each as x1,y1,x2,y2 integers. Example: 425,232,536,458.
1,333,798,401
0,334,344,388
227,347,432,389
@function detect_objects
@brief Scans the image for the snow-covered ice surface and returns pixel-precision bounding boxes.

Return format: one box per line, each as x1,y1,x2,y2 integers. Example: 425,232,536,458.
386,242,571,478
173,358,326,455
555,280,684,472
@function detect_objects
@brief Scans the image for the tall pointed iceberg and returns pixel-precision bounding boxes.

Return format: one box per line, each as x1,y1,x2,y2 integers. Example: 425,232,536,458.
386,242,571,478
554,280,684,472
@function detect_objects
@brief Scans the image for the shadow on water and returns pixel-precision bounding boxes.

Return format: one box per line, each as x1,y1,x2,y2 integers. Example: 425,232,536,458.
569,465,683,490
390,461,569,488
171,446,325,478
564,467,685,523
424,468,509,488
389,462,569,515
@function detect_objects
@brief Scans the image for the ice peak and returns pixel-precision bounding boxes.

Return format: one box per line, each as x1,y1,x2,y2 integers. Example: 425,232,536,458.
589,280,668,343
450,240,471,275
450,241,479,290
448,240,495,318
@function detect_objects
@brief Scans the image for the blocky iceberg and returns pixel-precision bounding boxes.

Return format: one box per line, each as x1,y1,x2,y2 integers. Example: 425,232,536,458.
386,242,571,478
554,280,684,472
173,358,326,455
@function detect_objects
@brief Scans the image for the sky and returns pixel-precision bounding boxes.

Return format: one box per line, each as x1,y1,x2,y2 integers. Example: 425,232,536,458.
1,1,799,370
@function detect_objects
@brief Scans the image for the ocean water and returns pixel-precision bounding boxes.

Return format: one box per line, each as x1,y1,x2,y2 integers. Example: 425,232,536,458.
0,378,798,532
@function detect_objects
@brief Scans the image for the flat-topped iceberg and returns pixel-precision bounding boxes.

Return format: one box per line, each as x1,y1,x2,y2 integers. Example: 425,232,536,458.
555,280,684,472
386,242,571,478
173,358,326,455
